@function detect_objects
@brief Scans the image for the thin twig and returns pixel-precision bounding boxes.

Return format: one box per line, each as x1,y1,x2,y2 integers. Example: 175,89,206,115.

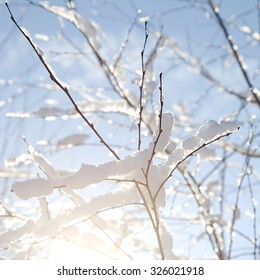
138,21,149,150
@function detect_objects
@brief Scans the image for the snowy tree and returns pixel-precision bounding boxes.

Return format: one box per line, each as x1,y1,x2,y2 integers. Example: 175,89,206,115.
0,0,259,260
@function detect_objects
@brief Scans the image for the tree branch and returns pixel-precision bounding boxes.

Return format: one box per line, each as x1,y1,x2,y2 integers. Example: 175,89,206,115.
5,2,120,160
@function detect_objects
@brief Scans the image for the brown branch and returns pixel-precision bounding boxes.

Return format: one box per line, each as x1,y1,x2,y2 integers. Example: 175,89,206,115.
138,21,149,150
145,72,164,176
5,2,120,160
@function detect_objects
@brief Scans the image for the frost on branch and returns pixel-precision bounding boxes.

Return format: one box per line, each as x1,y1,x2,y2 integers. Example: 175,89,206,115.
39,2,101,50
26,140,59,180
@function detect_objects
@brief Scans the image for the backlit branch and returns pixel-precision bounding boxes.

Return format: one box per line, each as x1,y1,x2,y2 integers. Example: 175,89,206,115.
5,2,120,160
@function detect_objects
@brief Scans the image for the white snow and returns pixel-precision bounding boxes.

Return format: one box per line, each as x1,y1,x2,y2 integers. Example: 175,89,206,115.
159,220,177,259
4,154,32,167
219,120,239,133
27,143,59,179
56,133,89,147
0,220,35,248
5,112,30,118
182,135,202,150
197,120,239,141
40,3,101,50
20,27,30,38
152,112,174,153
195,147,221,160
57,148,151,189
252,32,260,41
12,178,54,200
167,147,185,166
34,33,49,41
197,120,222,141
239,25,251,34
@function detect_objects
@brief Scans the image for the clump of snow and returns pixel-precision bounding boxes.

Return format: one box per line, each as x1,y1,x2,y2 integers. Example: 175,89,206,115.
239,25,251,34
159,221,177,259
167,147,185,166
252,32,260,41
12,178,54,200
182,135,202,150
197,120,239,141
165,140,177,153
197,120,222,141
139,16,150,23
152,112,174,153
219,120,239,133
58,148,151,189
195,147,220,161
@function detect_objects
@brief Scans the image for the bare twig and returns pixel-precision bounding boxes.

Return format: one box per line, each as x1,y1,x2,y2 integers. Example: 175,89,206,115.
5,2,120,160
146,72,164,175
138,21,149,150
